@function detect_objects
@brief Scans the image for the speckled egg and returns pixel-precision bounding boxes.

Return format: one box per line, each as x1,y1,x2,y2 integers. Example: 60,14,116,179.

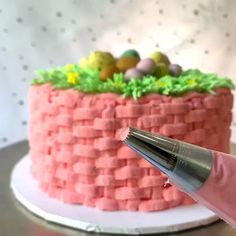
136,58,156,74
156,63,169,77
100,65,120,81
88,51,115,70
168,64,182,77
121,49,140,60
150,52,170,65
125,68,143,80
116,57,140,72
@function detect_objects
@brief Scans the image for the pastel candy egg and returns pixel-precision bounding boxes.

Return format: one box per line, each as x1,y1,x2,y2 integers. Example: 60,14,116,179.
116,57,140,72
79,57,90,69
136,58,156,74
156,63,169,78
162,54,171,65
100,65,120,81
125,68,143,80
121,49,140,60
150,52,170,65
150,52,163,64
168,64,182,77
88,51,115,70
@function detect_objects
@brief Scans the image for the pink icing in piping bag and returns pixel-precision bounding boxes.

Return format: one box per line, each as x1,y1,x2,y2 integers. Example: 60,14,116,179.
195,151,236,227
120,127,236,227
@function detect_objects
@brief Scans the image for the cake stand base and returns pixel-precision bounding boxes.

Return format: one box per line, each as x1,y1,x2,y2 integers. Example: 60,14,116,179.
10,156,219,235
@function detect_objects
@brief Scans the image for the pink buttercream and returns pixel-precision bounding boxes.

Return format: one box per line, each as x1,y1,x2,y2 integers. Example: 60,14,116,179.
28,84,233,211
195,151,236,227
118,127,130,141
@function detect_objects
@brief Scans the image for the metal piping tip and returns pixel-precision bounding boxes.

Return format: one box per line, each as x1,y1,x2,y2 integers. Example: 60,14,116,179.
120,127,177,174
122,127,180,154
120,127,213,192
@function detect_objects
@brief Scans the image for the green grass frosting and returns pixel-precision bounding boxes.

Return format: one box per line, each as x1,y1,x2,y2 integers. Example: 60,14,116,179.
32,64,234,99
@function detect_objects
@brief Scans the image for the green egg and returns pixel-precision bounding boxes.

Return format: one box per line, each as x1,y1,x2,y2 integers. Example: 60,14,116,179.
121,49,140,60
155,63,169,78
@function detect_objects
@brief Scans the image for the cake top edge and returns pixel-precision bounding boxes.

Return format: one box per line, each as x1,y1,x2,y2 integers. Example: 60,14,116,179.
31,50,234,99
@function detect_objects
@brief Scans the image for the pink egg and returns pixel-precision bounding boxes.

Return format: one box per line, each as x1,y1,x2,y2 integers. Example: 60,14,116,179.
168,64,182,77
125,68,143,80
136,58,156,74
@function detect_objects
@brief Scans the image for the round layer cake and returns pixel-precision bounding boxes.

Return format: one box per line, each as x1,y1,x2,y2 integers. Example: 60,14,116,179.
28,50,234,211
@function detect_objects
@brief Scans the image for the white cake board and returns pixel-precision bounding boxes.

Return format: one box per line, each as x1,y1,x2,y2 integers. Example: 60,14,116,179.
10,156,219,235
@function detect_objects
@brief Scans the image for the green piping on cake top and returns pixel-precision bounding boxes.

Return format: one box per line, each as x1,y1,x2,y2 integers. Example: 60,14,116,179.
32,50,234,99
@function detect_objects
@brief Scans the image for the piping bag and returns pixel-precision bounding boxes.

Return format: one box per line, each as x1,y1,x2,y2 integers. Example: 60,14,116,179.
120,127,236,227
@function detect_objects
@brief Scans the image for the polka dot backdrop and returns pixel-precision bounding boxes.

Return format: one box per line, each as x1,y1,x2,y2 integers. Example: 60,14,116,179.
0,0,236,148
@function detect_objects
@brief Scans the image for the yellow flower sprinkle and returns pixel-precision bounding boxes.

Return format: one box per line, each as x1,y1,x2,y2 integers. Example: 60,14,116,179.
188,79,197,86
65,64,73,71
67,72,79,85
156,81,165,88
114,81,125,88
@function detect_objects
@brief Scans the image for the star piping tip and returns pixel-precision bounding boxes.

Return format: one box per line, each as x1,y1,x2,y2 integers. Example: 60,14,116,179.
119,127,131,141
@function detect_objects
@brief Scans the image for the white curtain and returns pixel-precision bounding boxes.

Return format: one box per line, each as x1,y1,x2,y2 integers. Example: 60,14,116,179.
0,0,236,148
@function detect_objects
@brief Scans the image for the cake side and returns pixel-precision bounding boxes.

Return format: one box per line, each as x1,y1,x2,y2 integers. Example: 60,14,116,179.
28,84,233,211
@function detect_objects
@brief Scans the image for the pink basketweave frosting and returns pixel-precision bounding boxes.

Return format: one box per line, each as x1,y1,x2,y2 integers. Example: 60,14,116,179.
28,84,233,211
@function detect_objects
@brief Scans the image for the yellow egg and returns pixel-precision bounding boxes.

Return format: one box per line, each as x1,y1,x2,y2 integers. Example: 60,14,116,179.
155,63,169,77
150,52,171,66
150,52,164,65
79,57,90,69
88,51,115,70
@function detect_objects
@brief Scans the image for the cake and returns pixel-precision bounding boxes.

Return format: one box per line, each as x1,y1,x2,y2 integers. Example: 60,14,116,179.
28,50,234,211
